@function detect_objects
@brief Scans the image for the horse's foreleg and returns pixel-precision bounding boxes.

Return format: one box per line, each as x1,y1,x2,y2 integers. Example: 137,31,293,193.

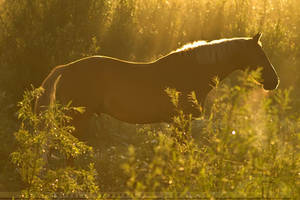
63,111,93,166
71,110,94,142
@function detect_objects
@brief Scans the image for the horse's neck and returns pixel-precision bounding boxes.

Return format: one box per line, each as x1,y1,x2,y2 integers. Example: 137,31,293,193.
156,52,237,88
200,46,242,81
193,41,241,72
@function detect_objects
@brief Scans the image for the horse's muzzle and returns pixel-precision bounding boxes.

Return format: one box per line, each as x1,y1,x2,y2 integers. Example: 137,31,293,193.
263,78,280,90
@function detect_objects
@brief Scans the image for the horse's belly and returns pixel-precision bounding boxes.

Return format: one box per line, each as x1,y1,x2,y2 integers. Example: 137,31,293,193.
102,91,173,124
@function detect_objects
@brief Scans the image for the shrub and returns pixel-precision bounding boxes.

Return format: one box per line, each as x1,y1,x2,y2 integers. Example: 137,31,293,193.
121,69,300,199
11,87,100,199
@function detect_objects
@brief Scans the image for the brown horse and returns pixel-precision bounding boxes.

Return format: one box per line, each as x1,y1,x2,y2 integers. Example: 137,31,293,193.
35,33,279,140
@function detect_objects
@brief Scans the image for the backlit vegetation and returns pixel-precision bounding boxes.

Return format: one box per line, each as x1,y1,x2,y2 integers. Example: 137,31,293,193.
0,0,299,198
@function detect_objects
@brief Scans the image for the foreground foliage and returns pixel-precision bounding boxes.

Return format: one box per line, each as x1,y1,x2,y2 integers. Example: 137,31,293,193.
120,70,299,198
11,88,100,199
10,70,299,199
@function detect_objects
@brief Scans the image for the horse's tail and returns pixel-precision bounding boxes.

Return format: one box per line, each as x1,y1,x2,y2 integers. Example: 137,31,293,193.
34,66,63,114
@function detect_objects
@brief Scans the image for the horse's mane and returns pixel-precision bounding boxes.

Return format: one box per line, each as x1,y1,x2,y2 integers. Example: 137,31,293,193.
172,37,259,64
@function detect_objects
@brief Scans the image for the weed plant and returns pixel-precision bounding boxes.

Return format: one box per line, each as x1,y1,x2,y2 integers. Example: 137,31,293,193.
11,88,100,199
11,70,299,198
121,69,299,199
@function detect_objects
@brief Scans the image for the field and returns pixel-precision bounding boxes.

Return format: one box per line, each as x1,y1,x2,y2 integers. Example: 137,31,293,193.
0,0,299,199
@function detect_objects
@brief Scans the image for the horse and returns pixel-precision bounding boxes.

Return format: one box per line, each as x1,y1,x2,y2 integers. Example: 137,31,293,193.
35,33,279,141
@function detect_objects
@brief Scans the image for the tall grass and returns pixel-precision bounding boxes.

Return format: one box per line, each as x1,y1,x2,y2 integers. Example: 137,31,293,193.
0,0,299,196
120,69,299,198
13,70,299,198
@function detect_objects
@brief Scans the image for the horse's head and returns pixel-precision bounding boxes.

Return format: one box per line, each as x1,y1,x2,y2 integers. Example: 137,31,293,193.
236,33,279,90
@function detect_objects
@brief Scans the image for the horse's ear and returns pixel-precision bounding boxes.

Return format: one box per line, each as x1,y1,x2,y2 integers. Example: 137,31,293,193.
253,32,262,43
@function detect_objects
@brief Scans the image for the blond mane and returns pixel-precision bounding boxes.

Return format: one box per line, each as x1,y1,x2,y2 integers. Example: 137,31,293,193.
173,37,254,64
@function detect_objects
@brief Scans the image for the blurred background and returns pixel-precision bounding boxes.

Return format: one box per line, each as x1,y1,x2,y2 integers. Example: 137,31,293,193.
0,0,299,195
